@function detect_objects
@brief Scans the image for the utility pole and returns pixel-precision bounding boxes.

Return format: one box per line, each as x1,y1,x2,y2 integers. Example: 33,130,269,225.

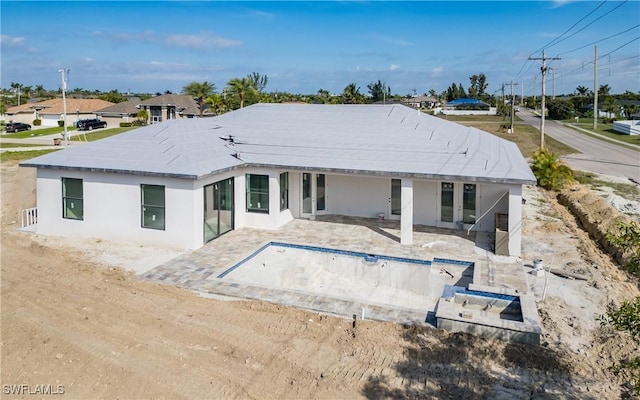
550,67,556,99
59,68,69,147
593,45,598,129
529,50,561,149
383,81,386,105
504,81,518,133
500,83,505,121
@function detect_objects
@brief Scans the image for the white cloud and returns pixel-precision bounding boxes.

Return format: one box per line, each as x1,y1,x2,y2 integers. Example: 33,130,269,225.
431,66,444,76
92,30,157,44
389,64,399,71
369,34,413,47
550,0,575,9
1,35,25,47
165,32,242,49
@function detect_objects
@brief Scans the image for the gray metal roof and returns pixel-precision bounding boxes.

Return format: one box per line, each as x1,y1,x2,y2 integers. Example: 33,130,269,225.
21,104,536,184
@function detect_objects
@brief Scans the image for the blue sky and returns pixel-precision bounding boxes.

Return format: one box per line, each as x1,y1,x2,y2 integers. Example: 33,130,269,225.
1,1,639,97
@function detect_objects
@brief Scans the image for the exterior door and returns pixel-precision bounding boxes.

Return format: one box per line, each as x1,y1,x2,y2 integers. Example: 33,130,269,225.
204,178,234,243
389,178,401,220
439,182,476,229
301,173,327,218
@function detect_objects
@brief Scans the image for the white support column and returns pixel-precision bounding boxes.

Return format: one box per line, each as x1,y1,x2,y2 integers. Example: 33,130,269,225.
269,174,280,228
508,184,523,257
234,174,246,228
400,178,414,245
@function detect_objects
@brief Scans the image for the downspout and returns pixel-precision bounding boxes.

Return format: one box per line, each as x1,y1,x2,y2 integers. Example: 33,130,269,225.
466,191,509,235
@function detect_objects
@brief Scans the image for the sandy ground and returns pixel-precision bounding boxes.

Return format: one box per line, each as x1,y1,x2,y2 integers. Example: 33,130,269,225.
1,161,639,399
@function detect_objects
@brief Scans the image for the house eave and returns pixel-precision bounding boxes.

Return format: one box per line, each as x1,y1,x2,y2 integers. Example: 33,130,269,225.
20,161,535,186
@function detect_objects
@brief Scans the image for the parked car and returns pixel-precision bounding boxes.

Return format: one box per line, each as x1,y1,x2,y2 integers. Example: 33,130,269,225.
77,119,107,131
4,122,32,133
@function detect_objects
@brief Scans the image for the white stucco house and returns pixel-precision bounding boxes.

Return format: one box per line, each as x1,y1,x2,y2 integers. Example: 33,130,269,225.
20,104,536,256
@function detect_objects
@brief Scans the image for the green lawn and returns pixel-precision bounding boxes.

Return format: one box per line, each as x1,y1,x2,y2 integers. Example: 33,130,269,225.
0,149,61,162
438,114,576,158
0,143,49,149
2,126,77,139
566,121,640,148
71,127,135,142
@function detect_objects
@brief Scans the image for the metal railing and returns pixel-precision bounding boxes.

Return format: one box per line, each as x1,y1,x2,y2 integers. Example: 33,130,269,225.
20,207,38,229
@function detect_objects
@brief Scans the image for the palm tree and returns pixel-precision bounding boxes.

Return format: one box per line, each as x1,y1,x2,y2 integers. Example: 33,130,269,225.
342,83,363,104
247,72,268,93
226,77,256,109
575,85,589,97
623,104,638,119
35,85,45,98
598,84,611,98
183,81,216,116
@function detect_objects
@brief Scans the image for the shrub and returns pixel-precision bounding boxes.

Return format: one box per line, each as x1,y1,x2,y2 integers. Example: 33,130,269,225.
33,119,42,126
547,99,575,120
530,148,574,190
600,297,640,395
119,122,132,127
606,221,640,276
131,119,146,126
57,120,64,127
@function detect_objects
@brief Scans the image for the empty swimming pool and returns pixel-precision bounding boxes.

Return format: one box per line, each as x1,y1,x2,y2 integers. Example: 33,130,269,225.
218,242,474,320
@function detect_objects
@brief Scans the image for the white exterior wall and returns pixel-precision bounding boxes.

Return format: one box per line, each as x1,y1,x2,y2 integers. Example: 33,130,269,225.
32,167,524,255
232,167,292,231
413,180,438,225
475,183,511,231
328,175,389,218
36,169,199,250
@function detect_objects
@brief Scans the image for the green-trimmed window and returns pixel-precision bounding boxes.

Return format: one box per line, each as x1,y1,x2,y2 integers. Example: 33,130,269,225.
62,178,83,220
246,174,269,213
280,172,289,211
141,184,165,230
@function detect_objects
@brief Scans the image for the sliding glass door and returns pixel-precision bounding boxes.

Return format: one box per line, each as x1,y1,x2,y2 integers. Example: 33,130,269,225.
204,178,234,243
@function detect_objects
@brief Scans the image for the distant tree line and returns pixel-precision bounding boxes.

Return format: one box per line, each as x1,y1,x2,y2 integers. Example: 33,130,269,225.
2,73,638,119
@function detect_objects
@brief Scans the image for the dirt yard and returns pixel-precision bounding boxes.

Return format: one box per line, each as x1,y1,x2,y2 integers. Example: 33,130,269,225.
1,160,639,399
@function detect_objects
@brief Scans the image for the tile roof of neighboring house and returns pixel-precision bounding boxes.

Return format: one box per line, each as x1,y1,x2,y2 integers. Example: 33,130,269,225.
137,94,200,115
403,96,437,103
21,104,536,185
95,100,140,116
6,98,115,115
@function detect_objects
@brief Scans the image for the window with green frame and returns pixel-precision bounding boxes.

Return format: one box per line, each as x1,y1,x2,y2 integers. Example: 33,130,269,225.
62,178,83,220
280,172,289,211
141,184,165,230
246,174,269,213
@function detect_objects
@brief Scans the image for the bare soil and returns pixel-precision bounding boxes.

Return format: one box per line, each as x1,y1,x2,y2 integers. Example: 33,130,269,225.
1,161,639,399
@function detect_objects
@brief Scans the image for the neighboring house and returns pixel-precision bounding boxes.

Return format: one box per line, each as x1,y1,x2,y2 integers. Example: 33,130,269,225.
5,98,115,128
136,94,201,124
441,98,495,116
402,95,437,109
95,99,141,127
20,104,535,256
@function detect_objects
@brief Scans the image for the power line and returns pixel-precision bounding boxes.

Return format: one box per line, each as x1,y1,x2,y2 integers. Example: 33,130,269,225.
542,1,629,52
532,0,607,54
512,1,633,86
558,24,640,56
558,36,639,79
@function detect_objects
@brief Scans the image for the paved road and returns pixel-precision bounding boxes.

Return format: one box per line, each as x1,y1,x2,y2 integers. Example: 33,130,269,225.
518,109,640,180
